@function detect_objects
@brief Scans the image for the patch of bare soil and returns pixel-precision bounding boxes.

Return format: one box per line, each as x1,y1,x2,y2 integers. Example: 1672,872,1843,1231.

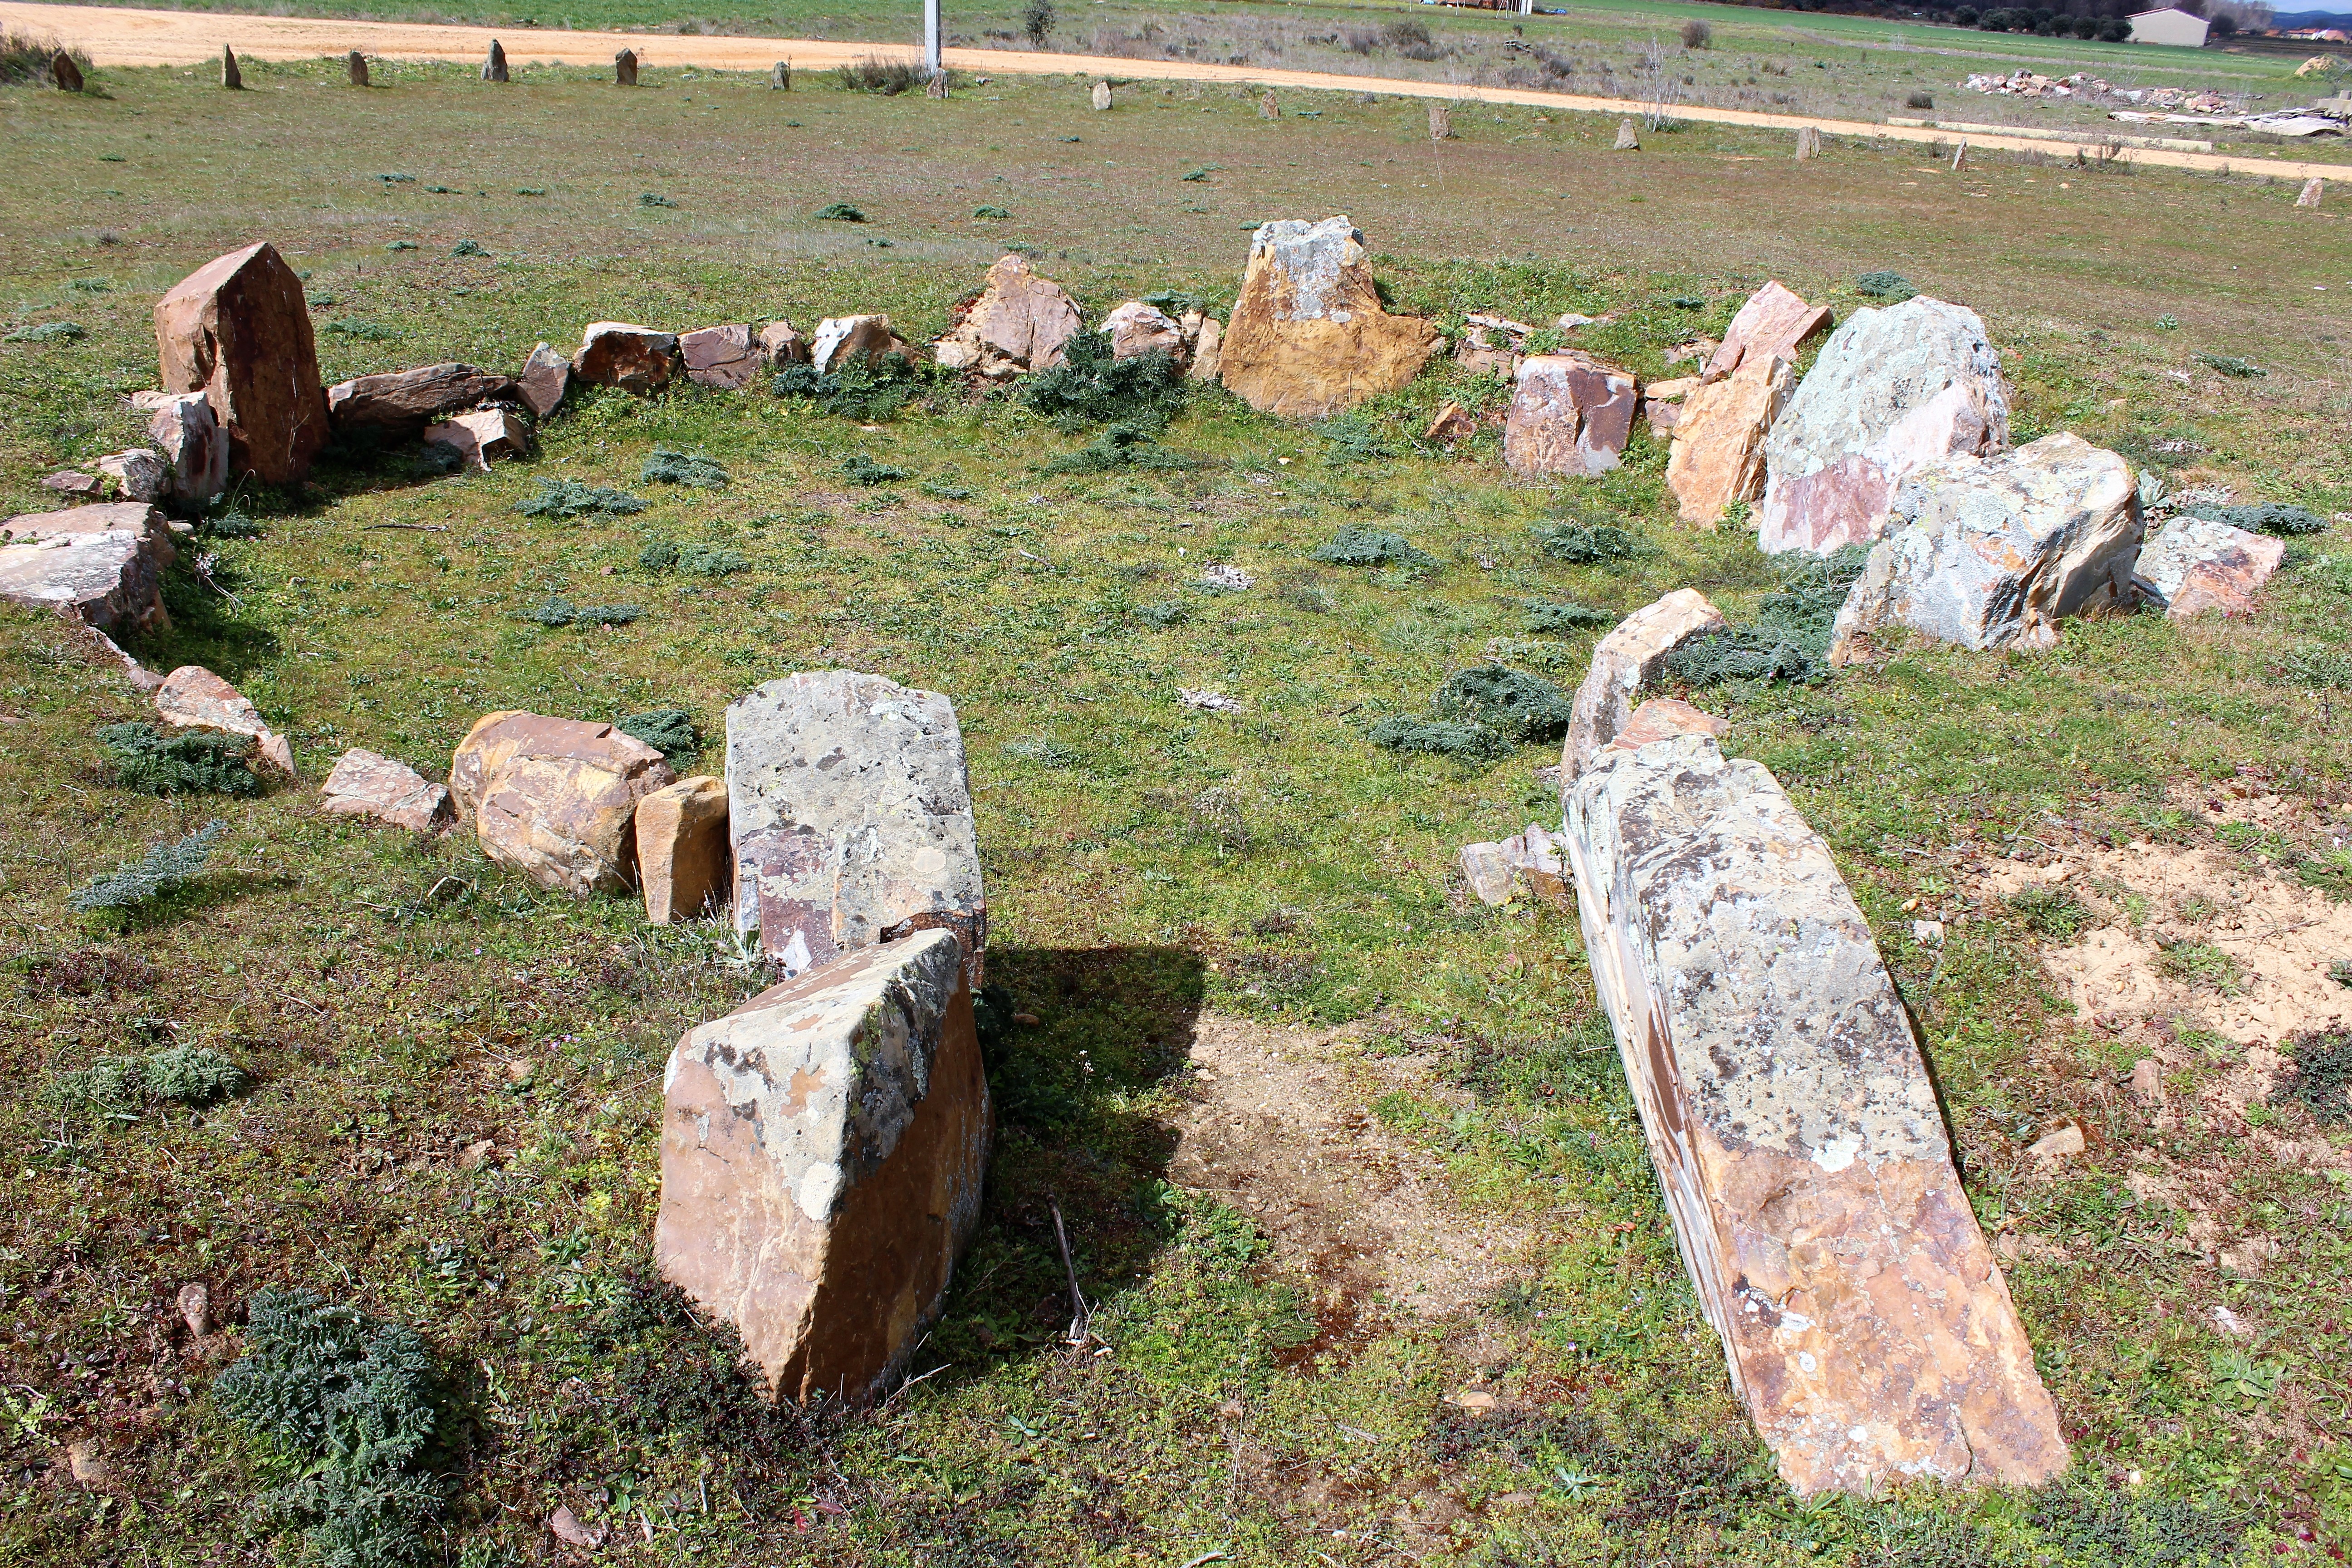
1167,1014,1528,1345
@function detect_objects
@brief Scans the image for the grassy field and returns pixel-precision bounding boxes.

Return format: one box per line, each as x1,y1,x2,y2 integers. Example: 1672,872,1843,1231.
3,47,2351,1568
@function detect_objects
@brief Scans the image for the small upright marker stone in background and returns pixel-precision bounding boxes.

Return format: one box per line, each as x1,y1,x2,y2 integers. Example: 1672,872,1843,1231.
1429,102,1452,140
221,45,242,90
1259,88,1279,120
1795,124,1822,161
926,69,948,99
484,39,509,83
346,50,368,87
50,50,83,92
615,48,638,87
1091,79,1112,110
2298,176,2324,209
1951,137,1968,172
770,59,790,89
1615,118,1639,150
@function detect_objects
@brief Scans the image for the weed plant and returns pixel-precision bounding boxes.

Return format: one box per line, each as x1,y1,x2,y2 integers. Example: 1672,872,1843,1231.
97,724,260,796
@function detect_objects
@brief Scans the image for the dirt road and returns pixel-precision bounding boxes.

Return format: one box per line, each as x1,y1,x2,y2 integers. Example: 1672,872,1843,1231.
4,0,2339,184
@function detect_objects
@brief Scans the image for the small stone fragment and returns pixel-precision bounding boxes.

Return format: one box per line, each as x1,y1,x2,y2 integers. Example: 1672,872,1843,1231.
1218,216,1439,418
931,255,1082,379
41,471,103,498
1667,353,1795,525
67,1439,109,1485
1430,102,1453,140
2295,176,2322,209
424,407,533,470
637,774,731,925
656,928,991,1403
1101,300,1182,361
1259,88,1279,119
0,503,176,636
97,448,171,503
1199,564,1254,590
549,1505,606,1549
517,342,571,417
156,664,295,774
327,363,518,431
2028,1122,2086,1165
221,44,241,90
1504,352,1639,478
177,1280,211,1337
1604,696,1730,755
1461,841,1519,906
321,748,455,833
451,711,676,897
809,315,912,375
759,319,812,367
1424,401,1479,446
2132,516,2285,620
1705,281,1833,381
347,49,368,86
148,392,229,508
1564,589,1726,777
1185,315,1223,383
1501,823,1573,911
573,323,678,392
2128,1057,2164,1104
679,324,762,389
1179,687,1243,712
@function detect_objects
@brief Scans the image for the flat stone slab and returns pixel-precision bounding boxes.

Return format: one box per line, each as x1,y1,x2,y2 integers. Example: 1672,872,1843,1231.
0,504,176,636
656,927,990,1404
156,664,295,774
320,748,454,833
638,774,730,924
327,363,517,429
727,671,985,984
1562,734,2068,1494
2133,516,2285,619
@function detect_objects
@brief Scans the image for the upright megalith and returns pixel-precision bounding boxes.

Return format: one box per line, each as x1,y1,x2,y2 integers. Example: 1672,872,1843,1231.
1217,216,1439,418
932,255,1084,380
1561,733,2068,1495
1503,351,1638,479
1756,298,2009,556
346,50,368,87
727,671,986,985
484,39,510,82
1667,353,1794,525
615,48,639,86
154,242,329,486
656,927,991,1404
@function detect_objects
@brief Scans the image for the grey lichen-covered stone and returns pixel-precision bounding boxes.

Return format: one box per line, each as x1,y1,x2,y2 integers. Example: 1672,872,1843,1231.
656,927,991,1403
727,671,986,985
1828,432,2139,664
1757,298,2010,557
0,504,176,636
2132,515,2285,620
1564,589,1725,777
1561,735,2067,1494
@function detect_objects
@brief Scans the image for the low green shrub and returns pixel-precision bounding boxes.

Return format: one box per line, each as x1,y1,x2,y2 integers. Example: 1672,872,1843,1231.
1021,330,1184,427
69,821,228,913
521,595,641,628
813,200,868,220
1531,520,1643,564
1666,545,1870,689
616,708,699,759
1311,525,1433,568
1430,664,1576,743
49,1044,247,1117
1853,270,1916,302
514,479,646,519
98,724,260,797
844,452,906,485
641,449,728,488
1524,598,1614,634
1039,424,1198,475
2277,1031,2352,1124
1367,715,1513,763
2195,352,2264,379
2008,886,2089,939
3,320,84,343
2201,502,2325,537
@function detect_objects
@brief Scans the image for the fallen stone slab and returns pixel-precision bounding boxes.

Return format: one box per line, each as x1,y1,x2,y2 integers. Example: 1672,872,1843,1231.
1460,841,1518,906
0,504,176,636
148,392,228,507
517,342,570,417
1757,298,2010,556
638,774,731,924
320,748,453,832
41,472,103,498
1705,281,1833,381
810,315,913,376
425,407,533,470
97,449,170,504
2132,516,2286,619
760,319,812,367
154,241,329,485
932,255,1083,379
1564,589,1725,776
1828,432,2139,663
656,926,991,1404
727,671,986,985
1102,300,1182,361
680,324,763,389
1504,352,1638,478
327,363,517,432
451,711,676,897
1562,733,2068,1494
1606,696,1730,755
1218,216,1440,418
573,323,679,393
156,664,295,775
1667,354,1796,526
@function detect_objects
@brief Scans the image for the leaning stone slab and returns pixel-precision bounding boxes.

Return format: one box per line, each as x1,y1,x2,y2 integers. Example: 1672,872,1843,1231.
154,241,329,485
638,774,731,925
1562,734,2068,1494
1564,589,1725,776
1504,352,1638,478
1828,432,2139,664
1705,281,1832,381
517,342,571,417
680,324,763,389
810,315,912,376
1667,354,1795,525
932,255,1083,379
727,671,985,985
1607,696,1729,755
327,363,517,431
148,392,228,508
97,449,171,504
156,664,295,774
1218,216,1440,418
0,504,176,636
2132,516,2285,620
425,407,532,470
655,926,991,1404
1101,300,1182,361
1757,298,2009,557
573,323,678,392
320,748,454,833
451,711,676,897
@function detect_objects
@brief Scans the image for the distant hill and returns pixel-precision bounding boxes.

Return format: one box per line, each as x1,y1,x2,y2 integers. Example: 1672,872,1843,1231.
2270,10,2352,28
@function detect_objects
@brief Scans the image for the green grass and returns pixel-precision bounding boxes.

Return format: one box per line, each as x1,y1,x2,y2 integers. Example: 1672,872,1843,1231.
1,51,2350,1568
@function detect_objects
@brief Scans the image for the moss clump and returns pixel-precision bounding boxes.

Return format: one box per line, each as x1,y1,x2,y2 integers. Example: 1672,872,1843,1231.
521,595,641,628
98,723,260,797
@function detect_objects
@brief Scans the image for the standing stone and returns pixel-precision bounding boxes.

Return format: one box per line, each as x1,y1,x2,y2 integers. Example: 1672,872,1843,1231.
1756,297,2009,557
1827,432,2139,664
1951,137,1968,172
424,407,534,470
679,324,763,389
2298,176,2325,209
97,449,171,504
1186,315,1223,384
1562,734,2068,1495
517,342,571,417
484,39,509,82
1614,118,1639,150
770,60,791,90
615,49,639,87
727,671,986,985
760,319,813,367
147,393,228,508
1564,588,1725,776
924,70,948,101
155,242,330,487
1795,124,1822,161
1504,352,1639,478
637,774,731,924
320,749,454,833
656,927,990,1404
1101,300,1182,361
347,50,368,87
931,255,1083,379
327,363,518,432
0,504,176,637
1423,401,1479,446
809,315,912,376
1091,80,1113,111
572,323,678,392
1429,103,1453,140
1667,354,1796,525
451,711,677,897
1460,841,1519,906
1259,89,1280,119
50,50,83,92
2132,516,2287,619
156,665,296,774
221,45,241,90
1706,281,1832,381
1218,216,1439,419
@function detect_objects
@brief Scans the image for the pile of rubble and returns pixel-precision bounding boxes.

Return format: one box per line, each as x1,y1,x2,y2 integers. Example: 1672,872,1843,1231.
1962,69,2117,99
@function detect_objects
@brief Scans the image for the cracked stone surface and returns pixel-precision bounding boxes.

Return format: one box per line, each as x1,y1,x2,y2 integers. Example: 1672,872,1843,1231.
1217,216,1438,418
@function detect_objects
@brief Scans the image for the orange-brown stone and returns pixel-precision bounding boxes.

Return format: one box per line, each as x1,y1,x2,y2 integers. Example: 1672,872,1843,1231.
153,242,329,485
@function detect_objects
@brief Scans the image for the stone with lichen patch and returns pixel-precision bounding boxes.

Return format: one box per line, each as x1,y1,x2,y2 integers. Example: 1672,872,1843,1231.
1217,216,1439,418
